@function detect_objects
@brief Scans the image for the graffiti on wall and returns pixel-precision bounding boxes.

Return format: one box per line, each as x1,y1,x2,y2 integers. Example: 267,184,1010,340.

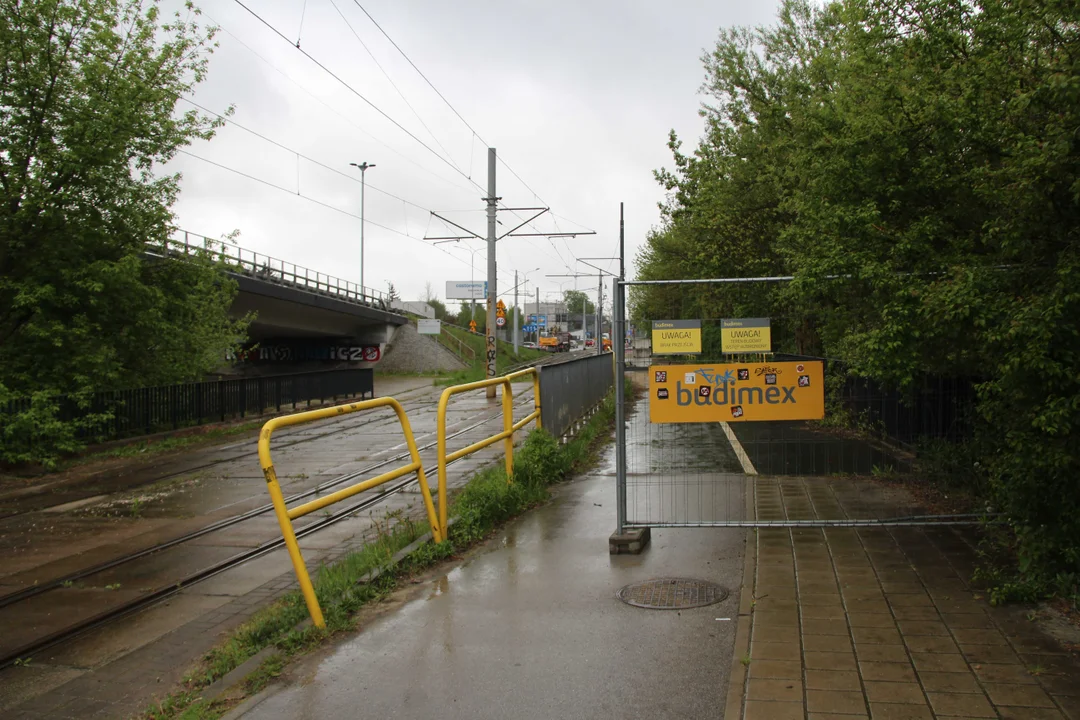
227,344,382,363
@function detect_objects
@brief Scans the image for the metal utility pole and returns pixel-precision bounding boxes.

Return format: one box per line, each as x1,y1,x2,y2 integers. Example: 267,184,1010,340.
485,148,498,398
535,287,540,344
614,201,627,534
349,161,375,292
421,147,595,383
513,269,519,354
597,270,602,356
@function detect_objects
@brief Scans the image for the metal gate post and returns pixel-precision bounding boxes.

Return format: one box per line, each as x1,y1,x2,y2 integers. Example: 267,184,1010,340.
609,276,650,553
614,278,627,534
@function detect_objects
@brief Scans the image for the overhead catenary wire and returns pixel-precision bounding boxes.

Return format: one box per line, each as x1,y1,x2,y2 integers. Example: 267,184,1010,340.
178,150,493,276
221,1,593,288
178,97,435,215
229,0,487,195
346,0,596,239
203,13,481,198
327,0,463,174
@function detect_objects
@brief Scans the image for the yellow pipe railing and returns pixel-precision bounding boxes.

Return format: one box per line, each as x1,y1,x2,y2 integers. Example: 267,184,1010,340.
258,397,441,627
435,368,541,531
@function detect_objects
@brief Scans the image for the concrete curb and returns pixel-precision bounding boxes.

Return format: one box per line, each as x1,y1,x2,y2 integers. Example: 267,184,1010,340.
724,474,757,719
205,520,458,718
203,647,279,703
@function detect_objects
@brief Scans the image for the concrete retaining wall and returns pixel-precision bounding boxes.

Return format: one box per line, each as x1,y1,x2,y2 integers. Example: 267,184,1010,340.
379,323,468,373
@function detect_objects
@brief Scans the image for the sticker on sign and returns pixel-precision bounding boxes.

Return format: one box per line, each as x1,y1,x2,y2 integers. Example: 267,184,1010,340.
649,361,824,423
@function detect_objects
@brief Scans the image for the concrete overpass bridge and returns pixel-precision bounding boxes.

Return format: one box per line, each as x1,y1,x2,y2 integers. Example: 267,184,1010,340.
150,232,410,372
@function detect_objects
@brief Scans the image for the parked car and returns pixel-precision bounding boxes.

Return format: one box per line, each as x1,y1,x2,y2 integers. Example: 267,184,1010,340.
523,341,538,349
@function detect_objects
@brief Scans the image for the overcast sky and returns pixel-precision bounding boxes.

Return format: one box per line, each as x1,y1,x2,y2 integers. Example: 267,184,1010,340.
167,0,781,309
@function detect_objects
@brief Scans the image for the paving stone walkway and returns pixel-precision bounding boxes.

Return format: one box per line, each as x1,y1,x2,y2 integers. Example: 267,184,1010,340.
727,477,1080,719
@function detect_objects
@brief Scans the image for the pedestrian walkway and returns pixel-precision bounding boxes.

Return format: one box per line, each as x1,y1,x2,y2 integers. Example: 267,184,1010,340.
727,477,1080,719
232,470,746,719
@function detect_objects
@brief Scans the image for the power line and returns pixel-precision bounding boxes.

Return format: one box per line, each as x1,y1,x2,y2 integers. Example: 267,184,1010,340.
178,97,433,214
178,150,487,275
229,0,486,194
223,1,593,284
349,0,482,146
348,1,598,237
206,13,480,198
328,0,462,173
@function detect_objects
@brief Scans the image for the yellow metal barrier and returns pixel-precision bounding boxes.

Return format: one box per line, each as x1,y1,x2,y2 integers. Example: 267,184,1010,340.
435,368,541,531
258,397,441,627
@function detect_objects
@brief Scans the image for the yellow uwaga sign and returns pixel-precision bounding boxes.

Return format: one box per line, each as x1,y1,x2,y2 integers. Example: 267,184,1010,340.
649,361,825,423
721,318,771,354
652,319,702,354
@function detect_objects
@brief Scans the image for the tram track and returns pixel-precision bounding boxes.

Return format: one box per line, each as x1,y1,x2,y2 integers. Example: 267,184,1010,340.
0,351,594,669
0,383,436,520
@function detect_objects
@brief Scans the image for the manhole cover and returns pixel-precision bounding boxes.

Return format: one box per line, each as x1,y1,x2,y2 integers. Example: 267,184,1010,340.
616,578,728,610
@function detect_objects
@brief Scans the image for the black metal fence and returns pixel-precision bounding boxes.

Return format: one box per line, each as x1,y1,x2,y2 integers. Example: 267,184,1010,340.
1,368,374,446
768,353,978,449
540,354,614,438
840,371,977,448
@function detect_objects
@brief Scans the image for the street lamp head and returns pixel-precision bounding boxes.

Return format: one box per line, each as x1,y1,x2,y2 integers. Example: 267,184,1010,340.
350,162,376,171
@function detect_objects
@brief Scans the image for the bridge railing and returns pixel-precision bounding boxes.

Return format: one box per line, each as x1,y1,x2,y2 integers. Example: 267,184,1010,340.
160,231,393,310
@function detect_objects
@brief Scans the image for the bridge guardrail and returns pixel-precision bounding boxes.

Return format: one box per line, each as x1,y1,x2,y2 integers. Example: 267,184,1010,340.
161,231,394,311
435,368,541,531
258,397,441,627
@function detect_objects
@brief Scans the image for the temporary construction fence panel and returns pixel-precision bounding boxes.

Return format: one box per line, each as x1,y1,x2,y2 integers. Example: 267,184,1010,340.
612,277,981,531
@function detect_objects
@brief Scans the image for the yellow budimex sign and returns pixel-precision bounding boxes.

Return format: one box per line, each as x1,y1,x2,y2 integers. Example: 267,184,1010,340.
649,361,825,423
652,319,702,354
721,318,771,353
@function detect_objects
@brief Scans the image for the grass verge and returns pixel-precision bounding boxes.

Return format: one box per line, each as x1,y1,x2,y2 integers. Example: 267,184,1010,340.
436,324,549,386
139,393,617,720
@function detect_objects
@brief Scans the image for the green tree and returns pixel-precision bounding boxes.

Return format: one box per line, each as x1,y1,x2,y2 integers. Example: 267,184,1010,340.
639,0,1080,602
563,289,595,316
0,0,247,464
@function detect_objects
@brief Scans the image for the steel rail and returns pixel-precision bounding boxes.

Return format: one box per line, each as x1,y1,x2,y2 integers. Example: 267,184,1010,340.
0,396,538,668
0,394,532,609
5,382,435,522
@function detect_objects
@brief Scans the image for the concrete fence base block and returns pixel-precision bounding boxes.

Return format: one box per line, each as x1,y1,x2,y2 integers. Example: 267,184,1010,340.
609,527,651,555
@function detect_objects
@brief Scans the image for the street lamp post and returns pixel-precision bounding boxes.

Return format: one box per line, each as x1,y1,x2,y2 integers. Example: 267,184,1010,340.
349,161,376,295
511,267,540,354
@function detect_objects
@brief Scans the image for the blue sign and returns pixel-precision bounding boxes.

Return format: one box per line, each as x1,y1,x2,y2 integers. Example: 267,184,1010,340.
538,315,547,326
522,324,537,332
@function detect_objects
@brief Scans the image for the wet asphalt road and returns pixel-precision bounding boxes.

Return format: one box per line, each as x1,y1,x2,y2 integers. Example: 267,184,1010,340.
238,468,744,720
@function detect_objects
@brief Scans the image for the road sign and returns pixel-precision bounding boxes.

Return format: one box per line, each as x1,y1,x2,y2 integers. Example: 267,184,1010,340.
446,281,487,300
418,319,441,335
522,323,537,332
469,320,477,332
538,315,547,326
362,346,381,362
496,316,506,327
